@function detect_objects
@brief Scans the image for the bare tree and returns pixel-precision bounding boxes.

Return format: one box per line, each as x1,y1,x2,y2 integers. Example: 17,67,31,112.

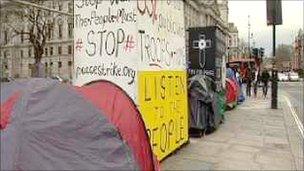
3,0,62,77
274,44,293,70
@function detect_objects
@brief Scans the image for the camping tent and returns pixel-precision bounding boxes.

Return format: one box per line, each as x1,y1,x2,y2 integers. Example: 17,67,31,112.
188,75,222,137
0,78,159,171
225,78,238,109
226,68,245,104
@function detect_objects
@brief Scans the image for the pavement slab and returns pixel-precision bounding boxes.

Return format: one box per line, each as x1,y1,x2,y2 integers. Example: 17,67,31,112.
161,95,303,170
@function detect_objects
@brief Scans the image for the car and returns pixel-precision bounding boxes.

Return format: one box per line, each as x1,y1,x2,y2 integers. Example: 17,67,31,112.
288,72,299,81
278,73,289,82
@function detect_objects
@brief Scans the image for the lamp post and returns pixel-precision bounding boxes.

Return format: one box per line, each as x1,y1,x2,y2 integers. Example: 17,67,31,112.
248,15,251,59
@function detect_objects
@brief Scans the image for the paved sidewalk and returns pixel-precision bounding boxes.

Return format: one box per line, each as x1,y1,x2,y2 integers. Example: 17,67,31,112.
161,94,303,170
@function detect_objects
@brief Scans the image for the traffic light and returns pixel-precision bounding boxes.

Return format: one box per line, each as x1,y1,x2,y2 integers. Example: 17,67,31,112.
252,48,259,58
259,48,265,58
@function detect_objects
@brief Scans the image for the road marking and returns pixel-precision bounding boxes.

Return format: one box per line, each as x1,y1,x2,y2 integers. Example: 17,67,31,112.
283,95,304,138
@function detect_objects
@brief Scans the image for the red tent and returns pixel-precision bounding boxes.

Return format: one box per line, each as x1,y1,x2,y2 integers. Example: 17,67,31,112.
225,78,238,108
1,78,159,171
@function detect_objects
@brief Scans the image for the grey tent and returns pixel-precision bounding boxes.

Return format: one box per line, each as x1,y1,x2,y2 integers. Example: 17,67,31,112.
188,75,222,137
1,78,159,171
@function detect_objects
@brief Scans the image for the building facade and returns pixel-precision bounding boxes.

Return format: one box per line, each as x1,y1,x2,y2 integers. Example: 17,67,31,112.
292,29,304,71
184,0,229,89
1,0,235,80
227,22,240,62
0,0,73,80
184,0,229,53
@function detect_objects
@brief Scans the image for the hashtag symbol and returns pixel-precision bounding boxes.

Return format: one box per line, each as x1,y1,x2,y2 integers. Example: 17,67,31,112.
124,35,135,52
75,39,83,52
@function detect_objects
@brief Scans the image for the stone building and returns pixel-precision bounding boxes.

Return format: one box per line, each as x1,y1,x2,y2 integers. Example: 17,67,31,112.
0,0,73,80
292,29,304,71
184,0,229,54
183,0,229,89
227,22,240,62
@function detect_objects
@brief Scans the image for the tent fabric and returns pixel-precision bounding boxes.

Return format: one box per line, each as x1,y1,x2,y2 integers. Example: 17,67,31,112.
204,76,222,132
225,78,238,109
0,91,21,130
188,75,222,136
226,68,243,103
1,78,157,171
216,90,226,119
75,81,158,171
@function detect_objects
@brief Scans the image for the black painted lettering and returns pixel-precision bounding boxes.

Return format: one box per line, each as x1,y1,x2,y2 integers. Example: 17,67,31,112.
86,30,96,57
160,75,166,100
105,31,116,56
145,77,151,101
160,123,167,153
97,30,106,57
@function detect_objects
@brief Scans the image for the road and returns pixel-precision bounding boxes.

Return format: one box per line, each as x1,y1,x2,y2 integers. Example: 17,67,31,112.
279,82,304,124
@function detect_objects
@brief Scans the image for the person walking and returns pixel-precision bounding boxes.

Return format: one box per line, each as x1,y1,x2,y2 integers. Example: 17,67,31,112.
243,64,252,97
261,69,270,99
253,69,260,98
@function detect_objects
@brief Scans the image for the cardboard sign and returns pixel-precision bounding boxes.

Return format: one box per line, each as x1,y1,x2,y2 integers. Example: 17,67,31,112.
138,71,188,160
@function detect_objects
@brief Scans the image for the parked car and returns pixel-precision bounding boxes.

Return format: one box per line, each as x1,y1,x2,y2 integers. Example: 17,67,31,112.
278,73,289,82
288,72,299,81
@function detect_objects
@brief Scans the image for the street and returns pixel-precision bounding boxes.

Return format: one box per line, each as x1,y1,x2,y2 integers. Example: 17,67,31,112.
161,93,304,170
279,82,304,124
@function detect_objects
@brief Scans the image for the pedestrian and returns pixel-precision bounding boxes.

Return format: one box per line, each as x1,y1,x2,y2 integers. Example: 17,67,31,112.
253,69,259,98
243,64,252,97
261,69,270,99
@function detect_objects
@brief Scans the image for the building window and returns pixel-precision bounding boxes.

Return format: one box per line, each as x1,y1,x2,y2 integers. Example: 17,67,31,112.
68,45,72,54
4,30,8,44
68,61,72,66
50,62,53,66
20,30,24,43
48,24,53,40
68,23,73,38
58,24,63,39
68,2,73,13
58,46,62,55
4,51,7,58
28,48,31,58
20,50,23,58
58,61,62,68
50,47,53,56
58,2,63,11
45,47,48,56
52,1,56,9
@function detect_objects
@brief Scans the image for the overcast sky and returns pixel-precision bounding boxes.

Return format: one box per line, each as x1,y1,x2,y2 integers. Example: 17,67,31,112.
228,0,304,56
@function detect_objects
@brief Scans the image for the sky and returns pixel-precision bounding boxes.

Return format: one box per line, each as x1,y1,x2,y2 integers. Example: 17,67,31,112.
228,0,304,57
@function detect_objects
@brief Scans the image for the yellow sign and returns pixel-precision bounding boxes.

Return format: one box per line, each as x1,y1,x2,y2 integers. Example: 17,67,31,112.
138,71,189,160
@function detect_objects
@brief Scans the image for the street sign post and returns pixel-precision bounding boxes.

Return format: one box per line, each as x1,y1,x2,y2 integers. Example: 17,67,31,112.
266,0,282,109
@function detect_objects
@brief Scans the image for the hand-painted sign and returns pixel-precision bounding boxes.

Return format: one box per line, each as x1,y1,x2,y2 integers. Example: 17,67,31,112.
73,0,187,160
73,0,138,99
139,71,188,160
